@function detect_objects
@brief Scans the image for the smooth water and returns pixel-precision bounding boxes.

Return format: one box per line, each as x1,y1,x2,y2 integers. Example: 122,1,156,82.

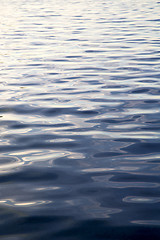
0,0,160,239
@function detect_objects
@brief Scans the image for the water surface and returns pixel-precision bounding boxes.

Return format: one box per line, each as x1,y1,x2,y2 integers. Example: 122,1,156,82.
0,0,160,239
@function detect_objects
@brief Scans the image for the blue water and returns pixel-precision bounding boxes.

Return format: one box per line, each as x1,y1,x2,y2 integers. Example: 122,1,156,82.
0,0,160,239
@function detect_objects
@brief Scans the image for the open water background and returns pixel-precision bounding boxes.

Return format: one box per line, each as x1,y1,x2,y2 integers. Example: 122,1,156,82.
0,0,160,239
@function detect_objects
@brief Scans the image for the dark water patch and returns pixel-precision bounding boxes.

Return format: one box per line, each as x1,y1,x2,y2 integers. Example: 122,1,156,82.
0,215,72,239
146,120,160,124
87,98,118,103
73,67,107,71
0,167,58,183
64,76,82,80
94,152,123,158
85,50,106,53
101,118,133,124
141,126,160,131
111,172,160,184
66,55,82,58
43,107,75,116
132,57,160,62
9,82,40,86
114,138,140,143
148,19,160,21
138,80,158,83
122,142,160,155
74,110,99,116
103,84,129,89
49,222,160,240
130,87,158,94
44,108,99,117
60,90,99,95
54,80,68,84
82,80,103,85
0,166,91,186
51,59,69,62
144,100,159,104
47,72,59,75
67,38,83,41
61,88,76,91
26,63,44,67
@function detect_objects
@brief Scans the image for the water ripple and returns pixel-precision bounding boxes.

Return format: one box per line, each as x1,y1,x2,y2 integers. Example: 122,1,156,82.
0,0,160,239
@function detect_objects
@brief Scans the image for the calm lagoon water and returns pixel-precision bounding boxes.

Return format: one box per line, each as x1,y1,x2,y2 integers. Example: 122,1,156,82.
0,0,160,239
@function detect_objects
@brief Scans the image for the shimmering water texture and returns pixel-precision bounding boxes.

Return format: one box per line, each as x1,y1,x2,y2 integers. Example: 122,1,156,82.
1,0,160,239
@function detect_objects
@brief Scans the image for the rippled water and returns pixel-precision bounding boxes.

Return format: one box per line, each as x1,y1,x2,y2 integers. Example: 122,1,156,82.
1,0,160,239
